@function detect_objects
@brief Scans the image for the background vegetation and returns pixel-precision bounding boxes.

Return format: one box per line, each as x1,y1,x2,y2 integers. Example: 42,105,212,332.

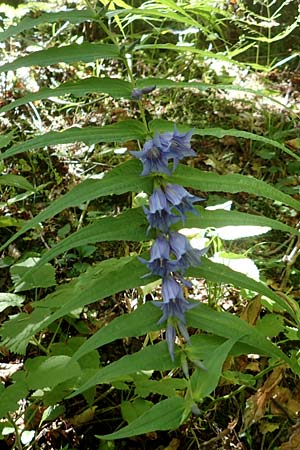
1,0,300,449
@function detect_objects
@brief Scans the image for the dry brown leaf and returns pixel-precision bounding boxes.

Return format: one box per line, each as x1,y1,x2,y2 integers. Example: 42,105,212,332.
271,386,300,418
69,406,97,426
163,438,181,450
285,138,300,150
280,423,300,450
242,365,285,429
240,295,261,325
259,420,280,435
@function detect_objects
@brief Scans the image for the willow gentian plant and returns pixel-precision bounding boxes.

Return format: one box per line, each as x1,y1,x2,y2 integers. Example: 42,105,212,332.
131,126,207,360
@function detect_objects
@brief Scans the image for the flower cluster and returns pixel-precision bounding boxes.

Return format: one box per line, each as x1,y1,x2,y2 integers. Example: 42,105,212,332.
132,126,207,360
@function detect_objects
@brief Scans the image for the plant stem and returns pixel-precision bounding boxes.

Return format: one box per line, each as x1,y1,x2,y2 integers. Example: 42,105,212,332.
6,413,23,450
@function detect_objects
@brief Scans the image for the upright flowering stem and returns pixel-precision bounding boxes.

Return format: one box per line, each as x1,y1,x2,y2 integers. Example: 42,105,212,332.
131,126,207,361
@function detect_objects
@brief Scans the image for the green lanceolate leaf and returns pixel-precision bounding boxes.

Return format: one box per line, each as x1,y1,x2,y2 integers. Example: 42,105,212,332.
0,43,120,73
70,342,178,396
52,207,148,255
0,160,151,252
2,157,299,254
2,77,287,115
186,207,299,236
171,165,300,211
72,303,161,362
150,119,300,161
96,397,186,440
19,207,148,281
0,120,146,160
136,43,266,71
190,337,238,401
190,259,299,321
135,78,286,112
0,9,96,42
187,304,297,372
19,206,296,287
0,174,33,191
0,78,133,114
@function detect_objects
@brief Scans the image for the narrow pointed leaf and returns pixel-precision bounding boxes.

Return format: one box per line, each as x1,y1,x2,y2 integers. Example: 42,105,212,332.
19,206,297,286
22,207,148,275
0,174,33,191
0,9,96,41
150,119,300,160
2,77,287,114
0,77,132,113
186,208,299,236
190,338,238,401
71,342,178,397
0,160,151,252
187,304,297,371
190,259,299,320
171,165,300,211
0,43,120,73
0,120,146,161
72,303,161,362
97,397,186,440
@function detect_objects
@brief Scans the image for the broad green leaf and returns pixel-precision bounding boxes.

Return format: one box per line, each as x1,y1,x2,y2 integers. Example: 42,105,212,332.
256,314,285,338
0,160,151,252
0,293,24,312
190,338,238,401
97,397,186,440
0,43,120,73
0,174,33,191
0,120,146,160
0,9,96,41
191,259,299,321
0,378,28,418
10,257,56,292
0,77,132,113
188,334,259,360
186,303,297,371
0,308,52,354
43,256,153,322
121,399,153,424
134,377,187,398
0,131,16,149
72,302,161,362
10,206,299,285
151,119,299,161
70,342,178,396
25,355,81,389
